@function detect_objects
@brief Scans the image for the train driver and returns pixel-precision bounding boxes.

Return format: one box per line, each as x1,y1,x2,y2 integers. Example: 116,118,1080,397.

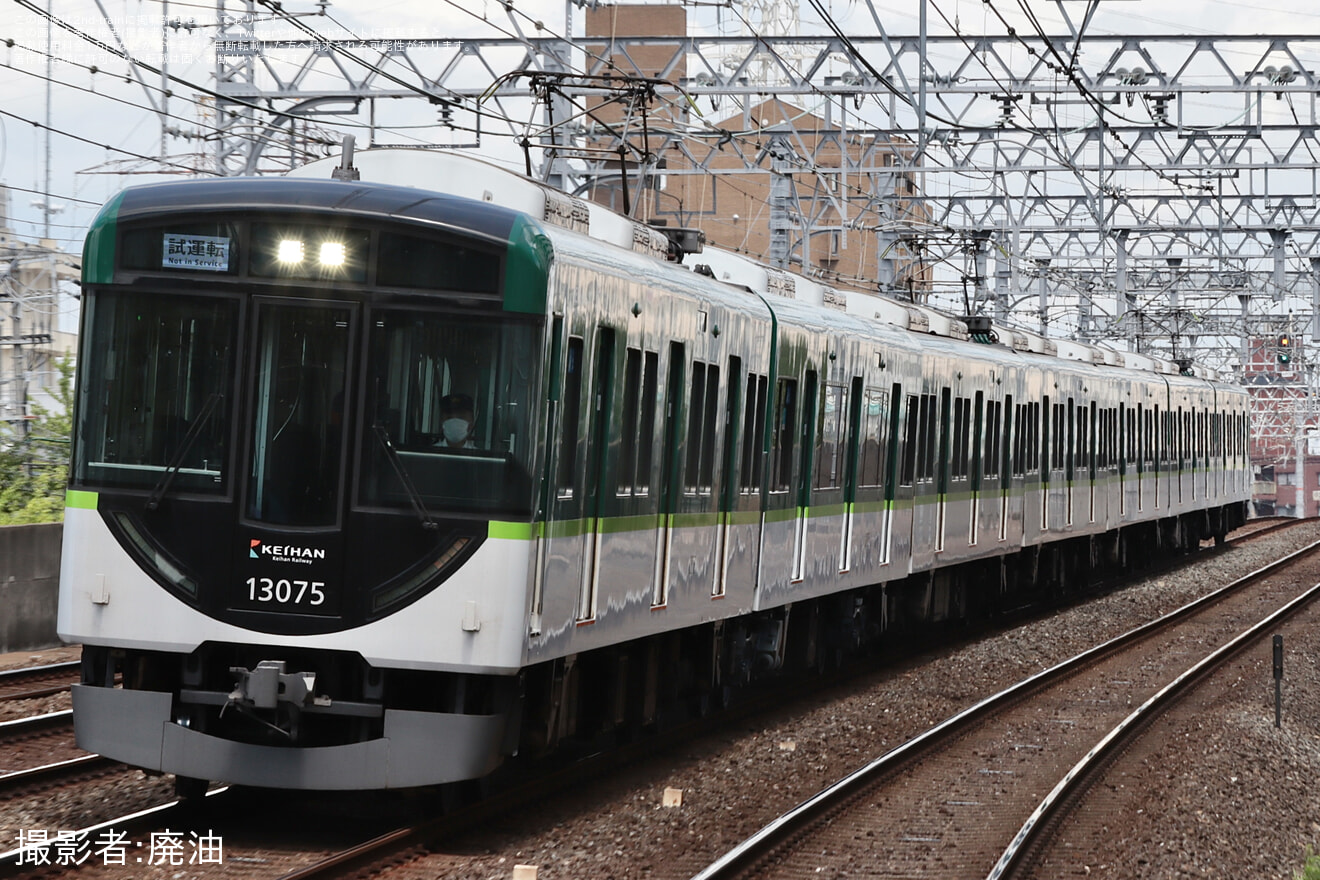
437,392,477,449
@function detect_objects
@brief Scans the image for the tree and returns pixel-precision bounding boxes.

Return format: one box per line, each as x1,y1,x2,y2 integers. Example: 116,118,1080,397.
0,357,73,525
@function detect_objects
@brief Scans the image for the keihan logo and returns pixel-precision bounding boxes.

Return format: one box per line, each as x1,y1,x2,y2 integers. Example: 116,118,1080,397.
248,538,326,564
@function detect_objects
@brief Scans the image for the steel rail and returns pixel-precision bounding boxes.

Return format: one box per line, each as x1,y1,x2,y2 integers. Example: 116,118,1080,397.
0,755,114,796
0,786,230,878
688,536,1320,880
0,661,80,702
987,578,1320,879
0,709,72,739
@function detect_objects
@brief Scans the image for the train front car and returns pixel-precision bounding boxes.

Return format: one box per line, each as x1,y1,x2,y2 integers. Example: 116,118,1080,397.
59,177,550,790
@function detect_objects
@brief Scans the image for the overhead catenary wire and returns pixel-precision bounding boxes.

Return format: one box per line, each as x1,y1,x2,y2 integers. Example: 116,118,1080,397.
5,0,1291,332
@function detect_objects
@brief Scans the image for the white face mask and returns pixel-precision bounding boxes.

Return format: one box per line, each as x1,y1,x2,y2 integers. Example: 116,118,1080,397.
442,418,471,445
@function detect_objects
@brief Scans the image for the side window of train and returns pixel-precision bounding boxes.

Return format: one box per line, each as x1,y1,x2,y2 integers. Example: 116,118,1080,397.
1077,404,1089,477
617,348,658,497
1125,405,1135,468
1066,399,1076,480
917,392,938,483
740,373,768,494
799,371,819,495
1141,406,1150,468
684,361,720,495
814,383,848,490
900,394,919,486
1011,404,1025,476
659,342,687,511
936,389,952,490
951,396,971,480
859,387,889,488
1160,407,1167,467
771,378,798,492
1086,403,1096,477
982,398,1000,481
1098,408,1106,469
997,398,1008,482
556,336,584,499
1051,402,1064,472
721,356,744,504
1024,403,1034,475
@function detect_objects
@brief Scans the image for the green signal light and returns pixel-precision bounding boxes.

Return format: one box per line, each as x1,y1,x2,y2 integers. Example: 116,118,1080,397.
1277,334,1294,364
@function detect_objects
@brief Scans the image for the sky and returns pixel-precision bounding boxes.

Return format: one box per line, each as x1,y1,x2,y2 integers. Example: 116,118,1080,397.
0,0,1317,272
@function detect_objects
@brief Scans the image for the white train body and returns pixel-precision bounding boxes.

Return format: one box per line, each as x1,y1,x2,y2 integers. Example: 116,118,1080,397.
59,150,1250,789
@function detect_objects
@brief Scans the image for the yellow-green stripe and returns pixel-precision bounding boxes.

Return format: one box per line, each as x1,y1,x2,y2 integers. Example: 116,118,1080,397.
488,520,534,540
66,490,98,510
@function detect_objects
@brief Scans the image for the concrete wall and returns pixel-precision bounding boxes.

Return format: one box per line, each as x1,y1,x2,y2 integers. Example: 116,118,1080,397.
1,522,63,653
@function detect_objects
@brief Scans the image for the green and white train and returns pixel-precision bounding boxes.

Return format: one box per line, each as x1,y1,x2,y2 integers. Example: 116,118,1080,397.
59,149,1250,791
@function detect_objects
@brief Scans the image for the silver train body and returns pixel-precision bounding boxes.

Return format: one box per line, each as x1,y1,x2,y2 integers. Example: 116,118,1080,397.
59,150,1250,790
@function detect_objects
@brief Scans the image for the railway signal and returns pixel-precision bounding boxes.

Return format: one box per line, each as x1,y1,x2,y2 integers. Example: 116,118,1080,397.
1277,334,1293,364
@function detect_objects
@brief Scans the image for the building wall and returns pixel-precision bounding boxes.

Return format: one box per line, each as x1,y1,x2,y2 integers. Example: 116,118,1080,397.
0,523,63,653
581,5,931,296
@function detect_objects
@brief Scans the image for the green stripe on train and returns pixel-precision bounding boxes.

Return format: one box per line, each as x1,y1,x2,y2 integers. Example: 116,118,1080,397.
66,490,99,510
503,215,552,314
82,193,124,286
488,520,534,540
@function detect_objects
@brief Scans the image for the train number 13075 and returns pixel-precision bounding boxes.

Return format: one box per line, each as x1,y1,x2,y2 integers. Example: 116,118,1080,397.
245,577,326,606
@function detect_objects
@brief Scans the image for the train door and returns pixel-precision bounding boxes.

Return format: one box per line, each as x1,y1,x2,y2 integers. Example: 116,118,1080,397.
1119,404,1128,517
936,389,951,553
1066,398,1075,526
574,328,616,621
791,372,819,581
1187,409,1195,502
839,377,864,571
888,391,919,567
882,384,905,564
908,389,940,571
654,342,685,607
733,372,768,595
1039,395,1050,531
537,325,592,628
1088,401,1098,524
1136,403,1146,513
982,396,1006,542
713,357,743,597
999,396,1014,541
1201,409,1210,500
761,374,801,598
530,318,567,635
239,298,354,617
1182,408,1193,506
1153,405,1163,510
969,392,984,546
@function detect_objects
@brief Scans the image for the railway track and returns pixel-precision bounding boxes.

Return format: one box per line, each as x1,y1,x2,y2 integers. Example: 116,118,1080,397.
259,520,1320,880
0,788,229,878
0,711,73,755
688,534,1320,880
0,663,79,704
0,520,1307,879
988,575,1320,878
0,711,115,802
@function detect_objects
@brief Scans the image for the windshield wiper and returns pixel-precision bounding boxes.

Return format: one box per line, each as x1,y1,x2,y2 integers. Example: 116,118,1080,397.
372,425,439,530
146,393,224,511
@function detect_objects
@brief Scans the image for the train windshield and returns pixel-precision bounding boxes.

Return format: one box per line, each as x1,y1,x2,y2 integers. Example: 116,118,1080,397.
245,302,353,527
72,290,237,493
359,309,538,515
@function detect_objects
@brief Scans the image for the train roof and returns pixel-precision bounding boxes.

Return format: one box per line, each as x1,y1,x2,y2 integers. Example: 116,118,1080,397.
92,174,533,249
292,149,1219,383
